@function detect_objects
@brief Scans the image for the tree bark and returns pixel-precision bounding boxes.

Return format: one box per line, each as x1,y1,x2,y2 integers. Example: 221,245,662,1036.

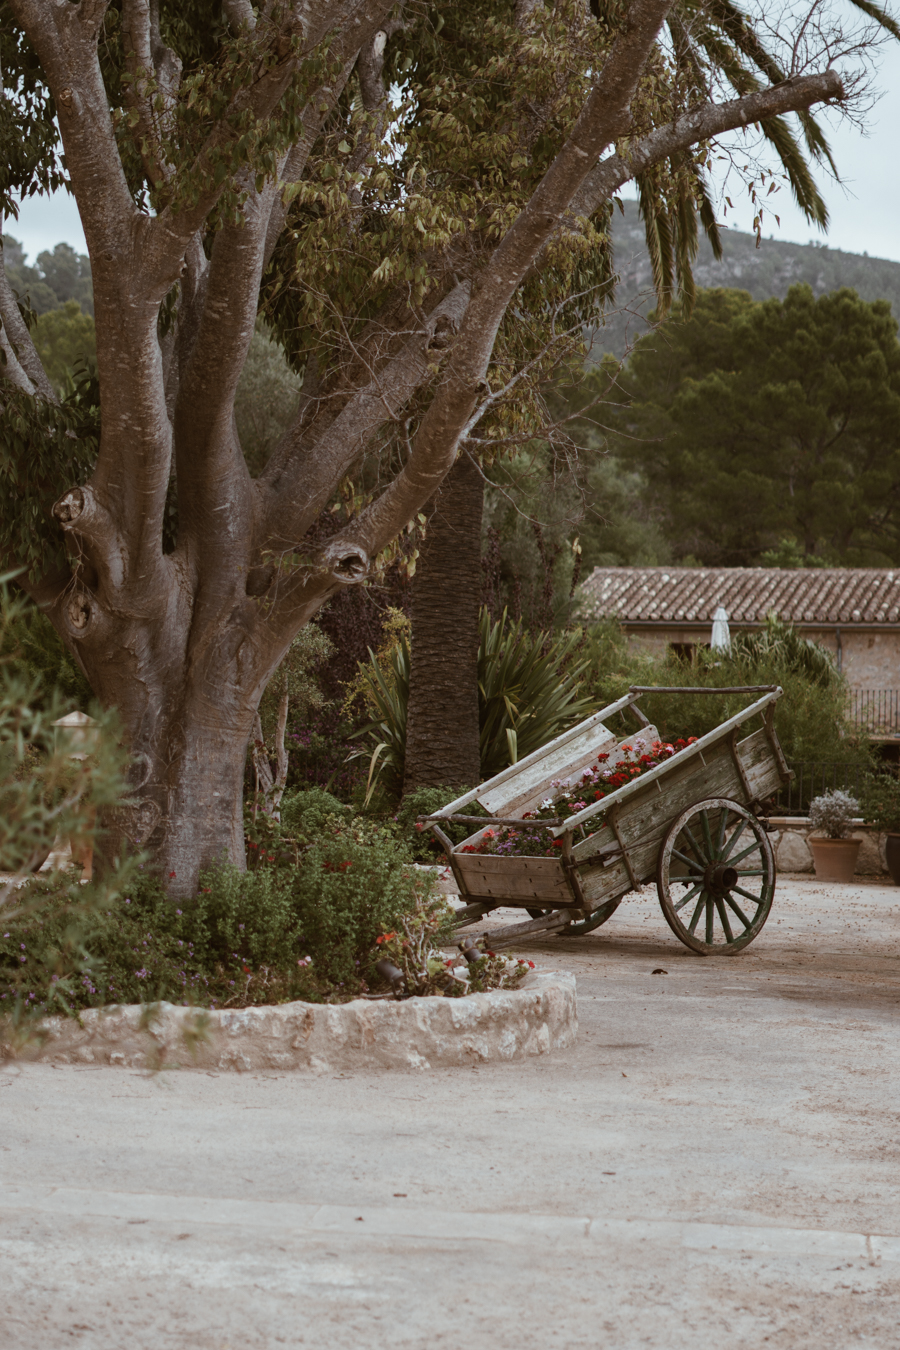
403,454,484,793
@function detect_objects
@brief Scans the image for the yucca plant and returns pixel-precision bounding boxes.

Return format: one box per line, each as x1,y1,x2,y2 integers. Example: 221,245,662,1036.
730,614,839,687
353,608,596,799
477,609,595,778
353,634,411,803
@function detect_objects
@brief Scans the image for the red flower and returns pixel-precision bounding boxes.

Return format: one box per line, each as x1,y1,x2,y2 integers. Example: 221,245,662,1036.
168,871,177,878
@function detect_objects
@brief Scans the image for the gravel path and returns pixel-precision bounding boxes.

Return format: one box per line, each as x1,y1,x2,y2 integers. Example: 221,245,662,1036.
2,874,899,1348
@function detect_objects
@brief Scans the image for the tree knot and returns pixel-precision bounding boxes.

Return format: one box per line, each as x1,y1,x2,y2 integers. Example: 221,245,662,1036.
321,541,369,585
53,487,87,527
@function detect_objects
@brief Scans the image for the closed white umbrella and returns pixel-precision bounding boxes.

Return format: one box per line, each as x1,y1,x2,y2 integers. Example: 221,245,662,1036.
711,606,731,652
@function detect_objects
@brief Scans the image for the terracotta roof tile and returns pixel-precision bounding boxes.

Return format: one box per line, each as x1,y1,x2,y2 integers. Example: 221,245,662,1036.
579,567,900,626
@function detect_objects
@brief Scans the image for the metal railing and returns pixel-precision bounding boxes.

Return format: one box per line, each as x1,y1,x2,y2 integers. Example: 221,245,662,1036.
773,761,870,816
847,689,900,736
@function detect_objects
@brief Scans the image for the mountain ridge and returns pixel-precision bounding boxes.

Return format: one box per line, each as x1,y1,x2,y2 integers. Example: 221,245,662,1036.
593,199,900,356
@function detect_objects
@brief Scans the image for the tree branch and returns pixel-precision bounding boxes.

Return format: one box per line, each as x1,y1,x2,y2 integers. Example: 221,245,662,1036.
331,68,845,568
120,0,183,190
331,0,676,561
0,252,56,402
7,0,140,268
223,0,256,32
259,281,472,560
147,0,394,286
568,69,845,221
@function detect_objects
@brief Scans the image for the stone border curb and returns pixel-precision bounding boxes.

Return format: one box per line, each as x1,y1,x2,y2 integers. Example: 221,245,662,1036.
6,971,576,1073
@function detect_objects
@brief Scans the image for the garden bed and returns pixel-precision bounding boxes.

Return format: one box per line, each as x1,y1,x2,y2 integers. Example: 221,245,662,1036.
5,970,576,1073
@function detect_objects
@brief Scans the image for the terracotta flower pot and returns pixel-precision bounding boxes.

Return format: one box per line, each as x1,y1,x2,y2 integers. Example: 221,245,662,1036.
884,833,900,886
808,837,860,883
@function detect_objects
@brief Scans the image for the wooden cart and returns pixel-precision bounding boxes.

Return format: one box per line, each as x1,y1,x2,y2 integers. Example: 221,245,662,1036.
424,686,793,956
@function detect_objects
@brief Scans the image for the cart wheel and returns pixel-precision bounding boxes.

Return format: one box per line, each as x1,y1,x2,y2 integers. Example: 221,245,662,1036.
562,898,622,937
525,901,621,935
656,797,775,955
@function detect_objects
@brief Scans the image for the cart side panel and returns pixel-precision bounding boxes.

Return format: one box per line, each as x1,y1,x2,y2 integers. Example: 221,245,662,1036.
573,728,781,907
457,730,656,849
738,728,786,801
477,725,660,823
451,853,572,903
478,725,618,818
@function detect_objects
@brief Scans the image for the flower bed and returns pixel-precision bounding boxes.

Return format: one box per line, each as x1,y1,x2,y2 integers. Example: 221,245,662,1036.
459,736,698,857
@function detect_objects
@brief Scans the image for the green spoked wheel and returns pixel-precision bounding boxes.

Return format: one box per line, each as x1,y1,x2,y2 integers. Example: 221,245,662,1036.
525,899,622,934
656,798,775,955
562,898,622,937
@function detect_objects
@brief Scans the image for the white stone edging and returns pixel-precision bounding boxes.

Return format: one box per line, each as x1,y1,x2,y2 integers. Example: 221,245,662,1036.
6,971,576,1073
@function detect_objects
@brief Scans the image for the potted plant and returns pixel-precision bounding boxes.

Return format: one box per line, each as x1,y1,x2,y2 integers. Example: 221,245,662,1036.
807,790,861,882
860,773,900,885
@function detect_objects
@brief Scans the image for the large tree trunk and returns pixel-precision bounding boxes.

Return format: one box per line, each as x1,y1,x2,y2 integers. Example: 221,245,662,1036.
52,479,318,896
403,454,485,793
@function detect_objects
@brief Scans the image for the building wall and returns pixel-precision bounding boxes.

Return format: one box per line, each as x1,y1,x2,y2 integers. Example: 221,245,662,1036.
620,624,900,693
839,631,900,690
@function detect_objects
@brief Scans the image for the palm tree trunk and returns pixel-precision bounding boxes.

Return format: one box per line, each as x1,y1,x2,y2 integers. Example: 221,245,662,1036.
403,454,484,793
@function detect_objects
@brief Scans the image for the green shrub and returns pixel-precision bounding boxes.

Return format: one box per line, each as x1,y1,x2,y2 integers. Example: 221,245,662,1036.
393,786,486,862
860,771,900,833
2,816,443,1013
0,581,138,1039
279,787,351,838
581,613,868,772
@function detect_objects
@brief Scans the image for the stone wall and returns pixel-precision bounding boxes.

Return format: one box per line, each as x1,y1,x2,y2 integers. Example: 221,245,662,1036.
767,817,890,876
6,972,577,1073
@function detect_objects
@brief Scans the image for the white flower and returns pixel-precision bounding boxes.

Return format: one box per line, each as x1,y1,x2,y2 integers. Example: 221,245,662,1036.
541,797,554,809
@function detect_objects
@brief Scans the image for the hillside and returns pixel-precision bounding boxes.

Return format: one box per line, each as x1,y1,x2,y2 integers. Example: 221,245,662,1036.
592,199,900,357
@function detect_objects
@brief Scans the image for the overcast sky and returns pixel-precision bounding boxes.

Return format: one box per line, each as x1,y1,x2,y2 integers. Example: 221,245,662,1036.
6,45,900,266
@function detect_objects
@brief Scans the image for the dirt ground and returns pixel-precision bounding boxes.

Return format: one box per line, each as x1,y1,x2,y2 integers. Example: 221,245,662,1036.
1,874,899,1349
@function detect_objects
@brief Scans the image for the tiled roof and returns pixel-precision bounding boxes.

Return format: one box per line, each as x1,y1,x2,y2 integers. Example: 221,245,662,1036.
579,568,900,626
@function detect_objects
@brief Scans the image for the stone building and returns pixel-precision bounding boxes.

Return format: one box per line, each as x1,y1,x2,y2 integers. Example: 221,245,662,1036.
578,567,900,733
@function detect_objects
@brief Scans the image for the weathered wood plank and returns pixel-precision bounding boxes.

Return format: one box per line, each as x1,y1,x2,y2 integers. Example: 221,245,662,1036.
573,727,780,904
453,873,574,903
432,693,642,819
479,725,618,817
555,689,782,836
454,727,661,854
465,908,580,948
454,855,566,876
483,724,660,819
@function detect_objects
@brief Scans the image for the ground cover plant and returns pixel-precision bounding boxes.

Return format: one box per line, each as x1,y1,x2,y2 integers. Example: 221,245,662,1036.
0,786,525,1017
2,807,445,1014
